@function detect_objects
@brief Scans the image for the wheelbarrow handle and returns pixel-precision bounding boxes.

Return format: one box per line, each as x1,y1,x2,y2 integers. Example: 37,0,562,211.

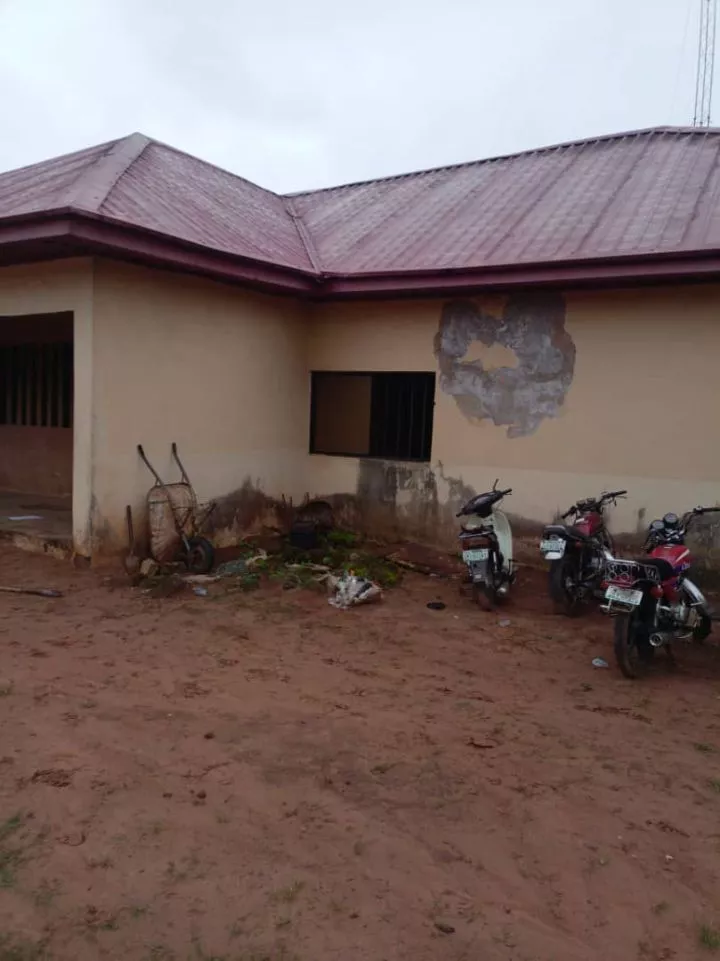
170,442,191,487
137,444,164,486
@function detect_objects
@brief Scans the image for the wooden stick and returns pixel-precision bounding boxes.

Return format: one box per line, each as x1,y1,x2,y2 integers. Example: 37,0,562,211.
0,586,63,598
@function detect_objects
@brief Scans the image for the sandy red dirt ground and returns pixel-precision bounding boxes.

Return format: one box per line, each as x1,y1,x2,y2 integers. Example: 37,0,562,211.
2,548,720,961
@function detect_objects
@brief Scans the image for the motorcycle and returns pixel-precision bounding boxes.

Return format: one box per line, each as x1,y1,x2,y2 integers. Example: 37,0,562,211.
540,490,627,615
457,480,515,608
601,506,719,678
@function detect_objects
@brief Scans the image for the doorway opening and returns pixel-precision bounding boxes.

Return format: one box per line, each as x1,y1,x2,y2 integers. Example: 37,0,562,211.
0,311,73,547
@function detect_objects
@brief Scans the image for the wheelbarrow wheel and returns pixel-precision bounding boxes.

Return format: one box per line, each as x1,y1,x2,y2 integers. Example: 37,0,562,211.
185,537,214,574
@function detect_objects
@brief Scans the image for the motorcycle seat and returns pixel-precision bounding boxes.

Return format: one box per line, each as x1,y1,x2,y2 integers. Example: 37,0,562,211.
633,557,675,582
544,524,589,542
460,520,491,533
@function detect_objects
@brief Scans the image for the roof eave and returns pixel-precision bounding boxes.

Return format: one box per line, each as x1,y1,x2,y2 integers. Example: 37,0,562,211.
2,213,720,298
0,212,318,296
319,252,720,298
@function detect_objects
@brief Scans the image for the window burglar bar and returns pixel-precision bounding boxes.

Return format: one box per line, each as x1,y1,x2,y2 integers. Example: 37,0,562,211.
0,342,73,428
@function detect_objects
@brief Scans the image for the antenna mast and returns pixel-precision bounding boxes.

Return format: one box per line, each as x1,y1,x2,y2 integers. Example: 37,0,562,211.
694,0,718,126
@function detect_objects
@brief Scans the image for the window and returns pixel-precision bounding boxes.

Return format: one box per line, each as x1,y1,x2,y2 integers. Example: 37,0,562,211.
0,342,73,428
310,371,435,462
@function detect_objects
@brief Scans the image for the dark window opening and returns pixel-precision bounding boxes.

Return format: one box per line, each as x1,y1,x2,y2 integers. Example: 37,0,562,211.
310,371,435,462
0,342,73,428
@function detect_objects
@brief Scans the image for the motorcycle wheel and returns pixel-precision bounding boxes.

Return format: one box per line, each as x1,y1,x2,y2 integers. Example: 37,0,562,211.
685,585,713,642
473,581,498,611
693,612,712,643
185,536,215,574
613,612,655,679
548,554,584,617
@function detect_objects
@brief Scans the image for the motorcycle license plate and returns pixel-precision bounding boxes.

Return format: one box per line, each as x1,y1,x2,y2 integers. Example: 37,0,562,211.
605,585,643,606
463,548,489,563
541,538,565,556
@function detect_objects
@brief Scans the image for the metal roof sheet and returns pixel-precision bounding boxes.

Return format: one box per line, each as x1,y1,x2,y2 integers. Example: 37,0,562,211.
100,141,313,271
2,127,720,280
0,139,117,219
289,128,720,274
0,134,314,272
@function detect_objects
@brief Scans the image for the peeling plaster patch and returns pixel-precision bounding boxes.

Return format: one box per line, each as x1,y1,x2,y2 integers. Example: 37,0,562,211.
434,293,575,437
354,459,440,541
463,341,518,369
358,459,437,505
435,461,476,512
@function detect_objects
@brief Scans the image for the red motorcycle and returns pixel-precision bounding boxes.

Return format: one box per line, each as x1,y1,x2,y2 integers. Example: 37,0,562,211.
540,490,626,615
601,507,718,678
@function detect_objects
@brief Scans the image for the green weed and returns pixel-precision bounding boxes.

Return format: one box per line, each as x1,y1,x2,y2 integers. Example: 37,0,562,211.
700,924,720,950
0,813,26,888
0,934,46,961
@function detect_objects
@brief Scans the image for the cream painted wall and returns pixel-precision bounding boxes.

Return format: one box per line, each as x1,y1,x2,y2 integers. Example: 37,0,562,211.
2,258,719,559
90,260,310,551
0,259,94,552
306,287,720,543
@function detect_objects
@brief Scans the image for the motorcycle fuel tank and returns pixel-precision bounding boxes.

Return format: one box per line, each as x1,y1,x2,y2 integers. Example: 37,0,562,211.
574,511,603,537
651,544,692,575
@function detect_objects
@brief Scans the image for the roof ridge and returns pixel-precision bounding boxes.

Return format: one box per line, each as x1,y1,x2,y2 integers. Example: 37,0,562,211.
141,135,283,201
63,133,152,213
286,126,720,198
283,197,324,274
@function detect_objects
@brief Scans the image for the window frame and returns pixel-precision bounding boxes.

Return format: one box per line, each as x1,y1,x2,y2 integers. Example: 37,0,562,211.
309,369,435,464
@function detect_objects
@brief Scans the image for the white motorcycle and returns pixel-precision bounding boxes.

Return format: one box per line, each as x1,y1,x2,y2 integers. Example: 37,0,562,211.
457,480,515,608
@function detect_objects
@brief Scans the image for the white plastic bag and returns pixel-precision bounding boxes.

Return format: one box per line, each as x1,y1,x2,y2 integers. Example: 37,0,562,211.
328,573,382,610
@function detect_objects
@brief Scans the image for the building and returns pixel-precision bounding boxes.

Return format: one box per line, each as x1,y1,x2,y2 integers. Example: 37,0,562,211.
1,127,719,560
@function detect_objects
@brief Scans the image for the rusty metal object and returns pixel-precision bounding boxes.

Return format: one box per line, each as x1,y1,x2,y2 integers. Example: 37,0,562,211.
124,505,141,576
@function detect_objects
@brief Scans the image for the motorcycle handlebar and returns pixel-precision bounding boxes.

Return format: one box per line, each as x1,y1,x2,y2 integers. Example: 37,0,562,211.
563,490,627,518
455,487,512,518
680,506,720,527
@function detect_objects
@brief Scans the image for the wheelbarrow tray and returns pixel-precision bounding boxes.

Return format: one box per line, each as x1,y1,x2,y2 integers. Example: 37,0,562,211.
147,482,196,563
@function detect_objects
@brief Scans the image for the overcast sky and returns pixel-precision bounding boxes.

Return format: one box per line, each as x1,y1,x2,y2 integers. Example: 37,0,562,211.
0,0,706,193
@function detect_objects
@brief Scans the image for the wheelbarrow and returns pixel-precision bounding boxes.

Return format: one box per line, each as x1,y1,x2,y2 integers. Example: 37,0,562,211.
137,443,215,573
